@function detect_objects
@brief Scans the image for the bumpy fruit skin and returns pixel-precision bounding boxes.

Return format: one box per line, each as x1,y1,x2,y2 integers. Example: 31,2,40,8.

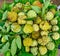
35,17,41,24
40,21,51,31
41,31,49,36
31,47,38,56
18,19,26,24
15,3,23,9
8,12,17,22
46,11,54,20
33,24,39,31
23,37,33,47
31,40,38,46
33,1,42,8
11,23,21,33
27,10,37,18
39,46,47,55
27,21,33,25
52,25,59,31
38,36,51,45
51,19,58,25
46,42,55,50
32,31,39,39
11,7,20,12
52,32,60,40
23,24,34,34
18,12,27,19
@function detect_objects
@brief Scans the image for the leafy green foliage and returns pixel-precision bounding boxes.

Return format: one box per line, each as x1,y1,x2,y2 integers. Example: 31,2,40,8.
48,48,58,56
11,39,17,56
31,6,41,13
42,0,50,16
2,1,8,11
15,36,21,49
0,21,5,27
5,51,11,56
48,4,57,9
2,10,8,20
1,42,10,53
18,51,34,56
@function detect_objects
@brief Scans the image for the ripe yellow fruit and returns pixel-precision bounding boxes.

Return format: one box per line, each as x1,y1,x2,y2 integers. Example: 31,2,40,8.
40,21,51,31
35,17,41,24
23,24,34,33
8,12,17,22
11,23,21,33
23,37,33,46
33,24,39,31
38,36,51,45
18,18,26,24
39,46,47,55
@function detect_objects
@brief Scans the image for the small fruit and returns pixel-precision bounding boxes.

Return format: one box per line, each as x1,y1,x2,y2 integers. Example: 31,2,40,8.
23,24,33,33
39,46,47,55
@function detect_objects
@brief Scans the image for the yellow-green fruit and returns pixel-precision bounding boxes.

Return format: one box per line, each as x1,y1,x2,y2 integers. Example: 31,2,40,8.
18,19,26,24
52,32,60,40
1,37,6,43
11,23,21,33
46,42,55,50
35,17,41,24
33,24,39,31
27,10,37,18
32,31,39,39
23,24,33,33
31,40,38,46
39,46,47,55
38,36,51,45
46,11,54,20
23,37,33,47
40,21,51,31
8,12,17,22
31,47,38,56
25,47,30,52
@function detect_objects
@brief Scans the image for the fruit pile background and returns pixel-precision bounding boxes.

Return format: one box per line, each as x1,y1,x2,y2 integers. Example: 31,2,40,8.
0,0,60,56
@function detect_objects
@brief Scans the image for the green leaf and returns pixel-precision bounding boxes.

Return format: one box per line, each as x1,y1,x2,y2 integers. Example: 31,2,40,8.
2,10,8,20
2,1,8,11
31,6,41,13
1,42,10,53
48,48,58,56
55,11,60,17
8,3,15,11
14,0,20,3
5,51,11,56
48,4,57,9
11,39,17,56
0,21,5,27
42,0,50,16
55,39,60,48
15,36,21,49
19,51,34,56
